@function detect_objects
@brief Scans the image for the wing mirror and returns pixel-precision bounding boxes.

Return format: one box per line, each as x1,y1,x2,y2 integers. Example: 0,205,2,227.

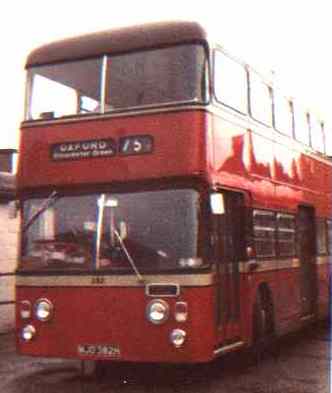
210,193,225,215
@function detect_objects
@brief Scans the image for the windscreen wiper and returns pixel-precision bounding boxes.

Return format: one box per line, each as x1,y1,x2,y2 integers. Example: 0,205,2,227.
96,193,144,283
23,191,58,233
113,229,145,284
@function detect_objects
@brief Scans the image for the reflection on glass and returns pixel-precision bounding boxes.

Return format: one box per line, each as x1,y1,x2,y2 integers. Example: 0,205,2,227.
310,116,325,153
326,127,332,156
253,210,276,257
294,107,310,146
29,58,102,120
277,214,295,257
31,75,77,119
21,189,203,272
274,95,293,137
249,72,272,126
27,44,207,120
214,50,247,113
107,45,207,110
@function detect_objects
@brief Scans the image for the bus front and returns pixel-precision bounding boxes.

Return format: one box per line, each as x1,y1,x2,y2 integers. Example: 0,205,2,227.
16,22,217,364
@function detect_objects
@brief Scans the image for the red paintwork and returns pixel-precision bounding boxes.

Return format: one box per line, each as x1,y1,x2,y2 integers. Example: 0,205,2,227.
16,285,216,363
209,114,332,216
16,107,332,362
18,109,332,218
17,111,208,191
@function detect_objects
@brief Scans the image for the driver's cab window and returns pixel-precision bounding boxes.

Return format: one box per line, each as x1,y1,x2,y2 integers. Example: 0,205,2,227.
210,191,245,262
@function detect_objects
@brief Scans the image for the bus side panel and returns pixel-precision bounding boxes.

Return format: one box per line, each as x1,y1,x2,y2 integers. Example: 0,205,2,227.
211,115,277,206
210,114,332,216
242,261,330,339
16,284,216,363
275,267,302,334
244,267,302,340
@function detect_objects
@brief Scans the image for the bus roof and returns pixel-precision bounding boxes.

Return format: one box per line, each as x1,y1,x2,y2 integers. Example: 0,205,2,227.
26,21,208,68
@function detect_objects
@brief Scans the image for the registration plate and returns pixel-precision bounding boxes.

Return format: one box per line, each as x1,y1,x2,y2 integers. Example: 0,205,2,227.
78,344,121,358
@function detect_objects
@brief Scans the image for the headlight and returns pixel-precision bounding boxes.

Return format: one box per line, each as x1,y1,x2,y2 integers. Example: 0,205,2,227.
35,299,54,322
22,325,36,341
146,299,169,324
170,329,186,348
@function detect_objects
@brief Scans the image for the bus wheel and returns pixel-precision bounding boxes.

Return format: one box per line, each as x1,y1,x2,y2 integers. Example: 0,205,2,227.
252,289,275,362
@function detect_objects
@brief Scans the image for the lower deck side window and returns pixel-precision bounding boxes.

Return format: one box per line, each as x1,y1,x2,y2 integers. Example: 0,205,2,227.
327,221,332,255
277,213,296,257
316,219,328,255
253,210,296,258
253,210,276,258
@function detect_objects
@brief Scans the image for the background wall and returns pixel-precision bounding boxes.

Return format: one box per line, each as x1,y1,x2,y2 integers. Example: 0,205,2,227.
0,157,18,334
0,203,18,333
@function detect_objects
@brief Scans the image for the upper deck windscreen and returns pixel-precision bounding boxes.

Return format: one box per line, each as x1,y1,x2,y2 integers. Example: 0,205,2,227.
27,44,208,120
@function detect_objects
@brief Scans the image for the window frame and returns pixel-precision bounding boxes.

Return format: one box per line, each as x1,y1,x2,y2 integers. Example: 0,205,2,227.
293,106,311,146
25,44,210,122
276,213,296,257
213,49,248,115
273,93,294,138
253,209,298,259
248,71,273,127
325,126,332,156
316,219,328,256
25,57,104,121
327,220,332,255
309,114,326,154
252,209,277,259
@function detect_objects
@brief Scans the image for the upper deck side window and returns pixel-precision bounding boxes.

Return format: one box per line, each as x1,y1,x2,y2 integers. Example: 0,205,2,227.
249,72,273,127
293,106,310,146
273,94,294,138
213,50,248,113
25,44,208,121
310,115,325,154
325,127,332,156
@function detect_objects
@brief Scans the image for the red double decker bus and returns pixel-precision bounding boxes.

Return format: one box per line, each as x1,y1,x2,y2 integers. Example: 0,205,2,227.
16,21,332,367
